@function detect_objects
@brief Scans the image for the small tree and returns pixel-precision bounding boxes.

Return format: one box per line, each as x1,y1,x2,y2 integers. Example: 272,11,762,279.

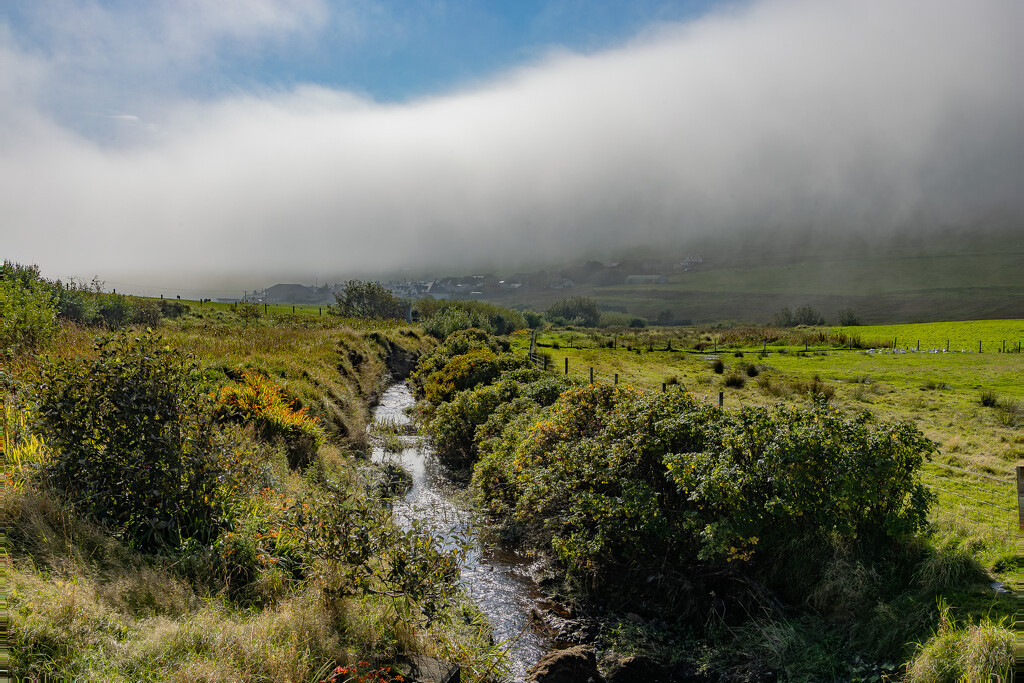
793,305,825,326
333,280,407,319
836,307,862,326
35,331,227,550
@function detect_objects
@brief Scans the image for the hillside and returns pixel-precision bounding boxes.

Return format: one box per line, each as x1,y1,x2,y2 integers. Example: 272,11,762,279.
483,227,1023,324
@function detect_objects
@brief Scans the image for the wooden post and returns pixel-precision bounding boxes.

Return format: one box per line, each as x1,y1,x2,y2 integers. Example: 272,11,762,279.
614,373,618,385
1002,340,1005,353
564,358,568,376
264,303,268,314
917,340,920,351
662,383,666,392
893,337,897,350
543,356,548,371
719,391,724,407
979,340,982,353
292,305,295,314
1017,465,1024,531
590,367,594,384
945,339,949,352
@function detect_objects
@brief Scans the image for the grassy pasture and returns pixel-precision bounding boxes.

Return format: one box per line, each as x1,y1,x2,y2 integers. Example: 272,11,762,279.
514,320,1024,592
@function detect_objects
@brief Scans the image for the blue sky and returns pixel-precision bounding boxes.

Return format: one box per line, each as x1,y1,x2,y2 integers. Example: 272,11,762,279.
1,1,1021,295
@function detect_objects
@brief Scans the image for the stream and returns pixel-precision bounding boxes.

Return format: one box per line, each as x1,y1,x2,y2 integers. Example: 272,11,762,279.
370,383,551,681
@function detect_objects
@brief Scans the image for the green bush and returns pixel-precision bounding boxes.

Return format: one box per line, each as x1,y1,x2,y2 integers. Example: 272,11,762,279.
469,384,933,584
418,299,526,339
0,263,57,356
35,331,228,550
546,296,601,327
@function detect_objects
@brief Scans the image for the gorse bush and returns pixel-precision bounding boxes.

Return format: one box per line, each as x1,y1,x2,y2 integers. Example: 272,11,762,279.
217,372,325,468
34,331,228,550
425,371,934,588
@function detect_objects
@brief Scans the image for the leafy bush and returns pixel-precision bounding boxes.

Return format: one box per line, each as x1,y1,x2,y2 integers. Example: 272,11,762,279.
546,296,601,327
0,263,57,356
469,385,933,586
35,331,228,550
217,372,326,469
418,299,526,339
420,348,532,406
979,389,998,407
333,280,407,320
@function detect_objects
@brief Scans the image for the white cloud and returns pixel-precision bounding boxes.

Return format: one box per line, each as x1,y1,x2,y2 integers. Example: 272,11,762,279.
1,0,1021,289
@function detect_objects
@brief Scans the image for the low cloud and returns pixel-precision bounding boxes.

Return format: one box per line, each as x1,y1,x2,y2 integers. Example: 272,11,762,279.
1,0,1021,291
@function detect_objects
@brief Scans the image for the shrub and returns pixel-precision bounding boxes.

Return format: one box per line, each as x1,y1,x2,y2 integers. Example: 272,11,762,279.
217,372,326,469
979,389,998,407
35,331,228,550
723,373,746,388
712,359,725,374
419,348,531,406
546,296,601,327
333,280,407,320
475,385,933,584
0,263,57,356
744,363,760,377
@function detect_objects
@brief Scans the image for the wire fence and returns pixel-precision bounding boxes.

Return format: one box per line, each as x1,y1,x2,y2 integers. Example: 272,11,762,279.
526,349,1023,537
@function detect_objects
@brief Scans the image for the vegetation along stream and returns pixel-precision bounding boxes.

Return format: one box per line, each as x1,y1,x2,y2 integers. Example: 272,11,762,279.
371,382,551,681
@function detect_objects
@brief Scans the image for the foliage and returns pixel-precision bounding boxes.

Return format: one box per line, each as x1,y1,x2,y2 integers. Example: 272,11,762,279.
409,328,511,398
0,262,58,355
905,599,1014,682
217,372,326,469
836,307,863,326
334,280,408,320
546,296,601,327
464,384,934,583
419,348,532,406
773,305,826,327
320,661,405,683
34,331,229,550
286,489,461,628
417,298,526,339
427,368,570,471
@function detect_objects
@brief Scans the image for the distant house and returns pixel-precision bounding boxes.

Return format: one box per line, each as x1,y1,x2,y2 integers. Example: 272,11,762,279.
625,275,668,285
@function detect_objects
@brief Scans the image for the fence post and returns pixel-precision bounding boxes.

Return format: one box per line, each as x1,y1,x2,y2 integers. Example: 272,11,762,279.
979,340,982,353
1018,465,1024,531
945,339,949,352
543,356,548,371
719,391,724,407
564,358,568,376
590,367,594,384
614,373,618,385
662,383,666,392
265,303,268,314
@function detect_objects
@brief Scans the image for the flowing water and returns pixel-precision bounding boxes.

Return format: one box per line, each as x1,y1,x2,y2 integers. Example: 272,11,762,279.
370,383,550,681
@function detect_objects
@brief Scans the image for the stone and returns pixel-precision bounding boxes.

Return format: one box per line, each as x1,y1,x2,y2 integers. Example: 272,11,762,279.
526,645,604,683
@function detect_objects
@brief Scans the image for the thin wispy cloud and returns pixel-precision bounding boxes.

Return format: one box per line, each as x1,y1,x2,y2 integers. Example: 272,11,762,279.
1,0,1021,292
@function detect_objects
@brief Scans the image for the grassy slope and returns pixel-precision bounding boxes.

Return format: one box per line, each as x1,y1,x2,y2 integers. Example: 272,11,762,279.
4,313,512,682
